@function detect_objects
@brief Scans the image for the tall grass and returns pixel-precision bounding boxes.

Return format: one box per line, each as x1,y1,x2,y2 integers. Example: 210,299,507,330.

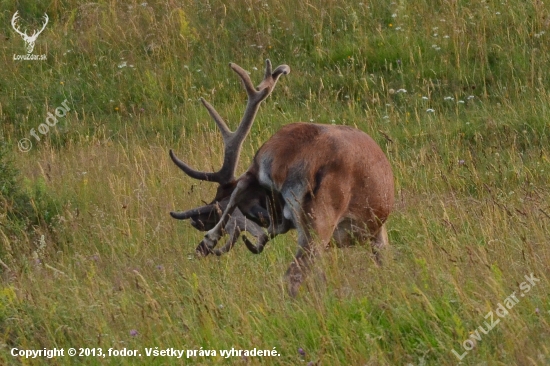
1,0,549,364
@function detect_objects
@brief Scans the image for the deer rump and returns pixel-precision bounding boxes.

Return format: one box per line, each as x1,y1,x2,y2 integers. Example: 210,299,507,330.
169,60,394,296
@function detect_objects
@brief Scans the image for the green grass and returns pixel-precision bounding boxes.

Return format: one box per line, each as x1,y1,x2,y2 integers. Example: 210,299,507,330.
1,0,550,364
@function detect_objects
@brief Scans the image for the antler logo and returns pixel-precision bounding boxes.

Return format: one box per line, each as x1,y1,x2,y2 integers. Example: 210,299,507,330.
11,11,49,54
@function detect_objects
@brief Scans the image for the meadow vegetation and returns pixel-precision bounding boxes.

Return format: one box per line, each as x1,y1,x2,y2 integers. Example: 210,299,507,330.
0,0,549,364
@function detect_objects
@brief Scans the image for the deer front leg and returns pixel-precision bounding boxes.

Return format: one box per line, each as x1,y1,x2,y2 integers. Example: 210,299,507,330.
286,221,340,297
285,187,343,296
285,227,317,297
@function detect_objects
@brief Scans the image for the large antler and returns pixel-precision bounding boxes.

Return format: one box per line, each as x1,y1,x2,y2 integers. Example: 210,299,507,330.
170,59,290,184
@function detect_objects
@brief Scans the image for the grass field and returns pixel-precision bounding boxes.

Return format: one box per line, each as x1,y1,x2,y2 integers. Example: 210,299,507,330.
1,0,549,365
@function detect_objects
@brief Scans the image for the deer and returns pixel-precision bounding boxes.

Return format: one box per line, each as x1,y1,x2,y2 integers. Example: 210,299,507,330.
11,11,49,54
169,60,394,296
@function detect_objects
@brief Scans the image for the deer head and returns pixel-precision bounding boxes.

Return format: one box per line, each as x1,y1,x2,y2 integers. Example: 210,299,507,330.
170,199,265,256
170,60,290,254
11,11,49,54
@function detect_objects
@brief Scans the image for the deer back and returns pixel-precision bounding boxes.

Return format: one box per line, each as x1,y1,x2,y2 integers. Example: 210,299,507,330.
251,123,394,233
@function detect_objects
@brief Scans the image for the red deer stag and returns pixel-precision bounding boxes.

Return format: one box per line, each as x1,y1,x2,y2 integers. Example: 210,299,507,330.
170,60,394,296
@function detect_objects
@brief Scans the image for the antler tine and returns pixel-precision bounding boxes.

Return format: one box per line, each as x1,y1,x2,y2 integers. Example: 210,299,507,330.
170,203,216,220
169,149,220,182
272,64,291,79
263,59,273,80
243,232,269,254
168,97,232,183
256,59,291,98
200,98,231,140
229,62,258,98
199,89,249,183
212,60,290,181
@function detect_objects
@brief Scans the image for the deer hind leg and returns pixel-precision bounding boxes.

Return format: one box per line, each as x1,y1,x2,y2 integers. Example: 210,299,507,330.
372,223,389,266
